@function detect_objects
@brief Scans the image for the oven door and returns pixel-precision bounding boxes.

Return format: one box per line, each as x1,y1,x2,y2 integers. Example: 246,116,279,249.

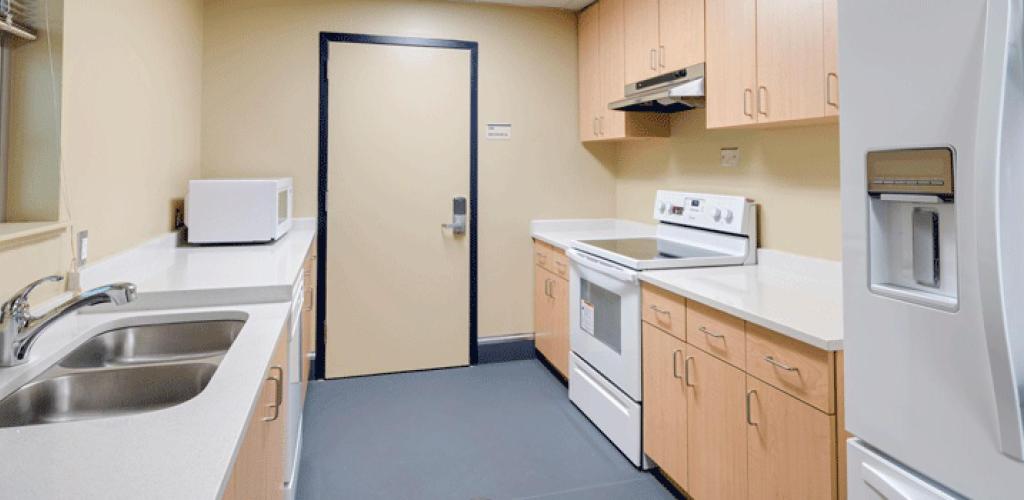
567,248,642,401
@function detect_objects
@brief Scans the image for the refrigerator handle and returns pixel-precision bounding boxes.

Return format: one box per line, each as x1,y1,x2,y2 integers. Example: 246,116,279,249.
975,0,1024,462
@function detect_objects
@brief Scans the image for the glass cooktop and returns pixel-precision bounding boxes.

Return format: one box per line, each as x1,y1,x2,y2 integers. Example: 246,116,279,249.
577,238,727,261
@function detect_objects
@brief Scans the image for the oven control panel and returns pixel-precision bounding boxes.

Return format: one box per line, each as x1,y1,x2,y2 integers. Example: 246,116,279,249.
653,190,753,234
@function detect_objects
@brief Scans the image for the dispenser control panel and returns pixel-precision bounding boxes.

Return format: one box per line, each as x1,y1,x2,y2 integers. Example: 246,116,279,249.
867,147,954,198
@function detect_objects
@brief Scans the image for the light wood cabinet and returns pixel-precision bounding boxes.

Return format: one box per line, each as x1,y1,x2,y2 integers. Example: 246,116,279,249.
641,283,687,341
706,0,838,129
533,241,569,378
578,1,669,142
578,5,601,142
640,283,843,499
747,376,838,500
706,0,758,128
659,0,705,72
642,322,688,489
624,0,660,84
823,0,839,117
300,242,317,404
687,347,748,500
686,300,746,369
755,0,826,124
224,325,289,500
746,322,835,413
625,0,705,83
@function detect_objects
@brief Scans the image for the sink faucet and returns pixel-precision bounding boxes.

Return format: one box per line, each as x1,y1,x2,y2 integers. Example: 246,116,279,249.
0,275,138,367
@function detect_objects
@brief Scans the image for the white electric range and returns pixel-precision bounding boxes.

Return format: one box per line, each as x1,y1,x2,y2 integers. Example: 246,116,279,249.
566,190,757,467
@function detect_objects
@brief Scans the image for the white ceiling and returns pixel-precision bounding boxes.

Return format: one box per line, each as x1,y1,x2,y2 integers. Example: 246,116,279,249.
453,0,593,11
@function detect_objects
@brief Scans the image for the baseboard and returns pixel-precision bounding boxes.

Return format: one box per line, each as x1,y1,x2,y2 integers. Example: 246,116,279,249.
476,333,535,364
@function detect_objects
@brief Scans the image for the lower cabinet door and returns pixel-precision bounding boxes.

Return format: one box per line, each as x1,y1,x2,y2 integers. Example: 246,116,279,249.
641,323,687,489
534,267,555,366
687,347,748,500
535,266,569,378
747,376,838,500
548,273,569,377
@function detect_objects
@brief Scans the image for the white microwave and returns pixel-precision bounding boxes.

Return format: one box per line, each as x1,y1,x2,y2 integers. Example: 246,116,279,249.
186,178,293,244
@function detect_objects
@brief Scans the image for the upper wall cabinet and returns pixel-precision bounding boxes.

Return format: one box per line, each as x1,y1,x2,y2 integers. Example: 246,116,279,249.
706,0,839,129
625,0,705,84
578,0,669,142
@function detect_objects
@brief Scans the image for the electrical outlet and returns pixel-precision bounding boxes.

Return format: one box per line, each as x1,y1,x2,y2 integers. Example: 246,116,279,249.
76,230,89,266
172,197,186,230
720,147,740,167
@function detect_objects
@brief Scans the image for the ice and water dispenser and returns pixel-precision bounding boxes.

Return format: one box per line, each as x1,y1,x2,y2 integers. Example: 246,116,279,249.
866,147,959,311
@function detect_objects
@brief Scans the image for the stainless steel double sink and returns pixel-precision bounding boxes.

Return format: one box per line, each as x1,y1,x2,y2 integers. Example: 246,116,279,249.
0,319,245,428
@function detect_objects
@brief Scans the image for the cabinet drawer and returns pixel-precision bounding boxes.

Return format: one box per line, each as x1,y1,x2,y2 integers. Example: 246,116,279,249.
551,247,570,280
746,323,836,413
641,283,687,341
687,301,745,368
533,240,554,272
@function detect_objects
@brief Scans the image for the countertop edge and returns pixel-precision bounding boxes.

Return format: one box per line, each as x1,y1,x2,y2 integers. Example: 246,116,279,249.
638,273,844,351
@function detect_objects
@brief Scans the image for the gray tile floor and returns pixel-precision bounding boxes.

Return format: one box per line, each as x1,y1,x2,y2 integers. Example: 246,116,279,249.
296,359,679,500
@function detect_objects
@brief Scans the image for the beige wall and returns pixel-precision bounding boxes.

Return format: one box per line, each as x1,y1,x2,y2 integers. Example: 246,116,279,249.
5,0,63,222
60,0,204,261
201,0,618,337
615,111,841,260
0,0,204,300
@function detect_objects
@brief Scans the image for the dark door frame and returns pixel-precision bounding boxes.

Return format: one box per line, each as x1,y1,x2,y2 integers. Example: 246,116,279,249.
315,32,480,379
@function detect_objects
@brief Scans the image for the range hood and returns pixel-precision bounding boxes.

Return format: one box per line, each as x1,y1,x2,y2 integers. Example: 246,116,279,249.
609,63,704,113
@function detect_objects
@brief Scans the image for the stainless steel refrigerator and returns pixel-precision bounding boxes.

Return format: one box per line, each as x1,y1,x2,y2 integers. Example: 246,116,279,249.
841,0,1024,498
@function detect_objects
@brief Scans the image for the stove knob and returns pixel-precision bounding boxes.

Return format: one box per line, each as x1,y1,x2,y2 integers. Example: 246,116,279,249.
712,208,722,221
658,202,668,214
724,209,734,224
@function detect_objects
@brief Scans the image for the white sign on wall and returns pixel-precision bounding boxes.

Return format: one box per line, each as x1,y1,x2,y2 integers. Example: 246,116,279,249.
485,123,512,140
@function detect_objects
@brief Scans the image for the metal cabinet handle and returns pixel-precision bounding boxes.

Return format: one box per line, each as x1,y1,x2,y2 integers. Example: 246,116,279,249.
659,45,666,68
599,115,604,135
757,86,768,116
304,288,314,311
649,304,671,318
306,351,317,361
672,349,683,379
684,356,695,387
826,72,839,108
746,390,758,426
262,366,284,422
699,326,725,339
700,327,724,340
592,117,598,136
649,48,657,70
764,355,799,372
743,88,754,118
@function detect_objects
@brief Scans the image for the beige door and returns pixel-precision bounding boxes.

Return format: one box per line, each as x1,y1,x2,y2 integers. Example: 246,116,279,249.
325,42,471,378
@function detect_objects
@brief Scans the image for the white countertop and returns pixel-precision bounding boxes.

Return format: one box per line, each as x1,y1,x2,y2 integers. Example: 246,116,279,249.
531,219,843,351
80,218,317,309
641,250,843,350
0,221,317,499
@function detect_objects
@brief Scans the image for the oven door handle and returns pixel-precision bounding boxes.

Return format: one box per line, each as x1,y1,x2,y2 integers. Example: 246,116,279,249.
566,248,639,284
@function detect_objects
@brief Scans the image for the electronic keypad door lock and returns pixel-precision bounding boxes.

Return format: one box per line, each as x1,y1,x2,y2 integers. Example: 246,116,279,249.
442,196,467,236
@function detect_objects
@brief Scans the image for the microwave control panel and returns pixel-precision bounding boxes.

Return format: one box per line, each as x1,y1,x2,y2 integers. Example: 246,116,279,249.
653,190,753,235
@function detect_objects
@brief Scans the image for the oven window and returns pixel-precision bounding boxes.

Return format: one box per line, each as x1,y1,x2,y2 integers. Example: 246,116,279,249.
580,278,622,354
278,189,288,224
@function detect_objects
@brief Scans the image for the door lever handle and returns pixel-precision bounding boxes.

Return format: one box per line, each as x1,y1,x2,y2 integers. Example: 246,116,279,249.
441,196,467,235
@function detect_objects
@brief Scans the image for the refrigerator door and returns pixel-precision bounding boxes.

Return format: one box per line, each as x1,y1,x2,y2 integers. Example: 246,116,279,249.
841,0,1024,497
975,0,1024,461
847,439,960,500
